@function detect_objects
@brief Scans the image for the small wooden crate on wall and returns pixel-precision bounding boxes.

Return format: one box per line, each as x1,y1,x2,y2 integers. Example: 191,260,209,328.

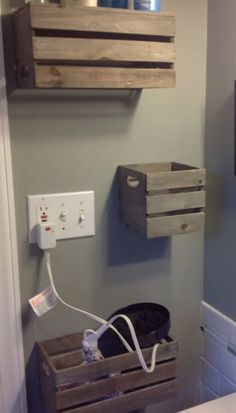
13,3,176,89
118,162,206,238
38,332,178,413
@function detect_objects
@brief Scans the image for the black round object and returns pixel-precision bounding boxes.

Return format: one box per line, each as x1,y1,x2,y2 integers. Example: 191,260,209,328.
98,303,170,358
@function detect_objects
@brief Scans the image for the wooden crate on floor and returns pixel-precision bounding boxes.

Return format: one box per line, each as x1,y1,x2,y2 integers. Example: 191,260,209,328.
38,332,178,413
13,3,176,89
118,162,206,238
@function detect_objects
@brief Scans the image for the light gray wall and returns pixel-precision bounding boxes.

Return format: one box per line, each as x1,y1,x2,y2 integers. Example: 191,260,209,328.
204,0,236,320
7,1,207,412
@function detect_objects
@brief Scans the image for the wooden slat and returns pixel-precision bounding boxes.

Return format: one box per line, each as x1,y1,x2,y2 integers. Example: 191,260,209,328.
56,360,177,410
61,379,177,413
35,65,175,89
146,190,206,214
52,349,84,369
55,340,178,385
33,37,176,63
147,212,205,238
42,332,84,356
30,4,175,37
147,169,206,191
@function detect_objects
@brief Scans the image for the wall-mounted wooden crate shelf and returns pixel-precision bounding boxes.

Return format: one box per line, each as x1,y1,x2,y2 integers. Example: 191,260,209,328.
118,162,206,238
38,332,178,413
14,3,176,89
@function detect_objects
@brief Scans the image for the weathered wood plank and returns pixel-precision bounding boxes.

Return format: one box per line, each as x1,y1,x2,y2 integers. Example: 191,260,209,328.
147,212,205,238
30,4,175,37
33,37,176,63
55,340,178,385
35,65,175,89
52,349,84,369
61,379,178,413
42,332,84,356
146,190,206,214
147,169,206,191
56,360,177,410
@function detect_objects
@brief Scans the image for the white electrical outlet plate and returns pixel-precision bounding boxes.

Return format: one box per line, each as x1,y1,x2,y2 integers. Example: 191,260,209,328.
27,191,95,243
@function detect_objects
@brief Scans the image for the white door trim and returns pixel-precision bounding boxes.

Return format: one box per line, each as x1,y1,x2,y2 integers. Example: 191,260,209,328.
0,5,27,413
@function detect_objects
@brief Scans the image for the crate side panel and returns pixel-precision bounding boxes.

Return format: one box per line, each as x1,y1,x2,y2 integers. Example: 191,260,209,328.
56,359,177,410
38,344,57,413
55,340,178,385
62,379,178,413
121,203,147,235
118,165,147,210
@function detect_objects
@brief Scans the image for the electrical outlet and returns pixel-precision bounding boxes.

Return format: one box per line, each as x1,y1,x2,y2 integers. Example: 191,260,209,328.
27,191,95,243
37,204,50,224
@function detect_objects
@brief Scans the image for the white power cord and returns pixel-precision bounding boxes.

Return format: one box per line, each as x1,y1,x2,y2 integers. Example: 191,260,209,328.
44,247,159,373
45,250,133,353
84,314,159,373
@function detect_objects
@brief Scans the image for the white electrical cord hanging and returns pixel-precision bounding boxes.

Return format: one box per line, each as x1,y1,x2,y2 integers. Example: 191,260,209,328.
45,250,132,353
45,250,159,373
84,314,159,373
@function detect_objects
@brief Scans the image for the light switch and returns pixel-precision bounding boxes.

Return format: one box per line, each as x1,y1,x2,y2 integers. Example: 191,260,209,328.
27,191,95,243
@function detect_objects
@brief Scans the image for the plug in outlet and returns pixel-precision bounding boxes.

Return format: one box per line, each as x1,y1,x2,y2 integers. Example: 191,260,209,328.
27,191,95,243
27,196,52,242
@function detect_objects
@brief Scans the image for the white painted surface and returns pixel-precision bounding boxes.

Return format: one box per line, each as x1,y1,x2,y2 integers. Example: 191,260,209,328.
28,191,95,243
200,302,236,401
179,393,236,412
200,358,220,394
201,301,236,345
0,5,27,413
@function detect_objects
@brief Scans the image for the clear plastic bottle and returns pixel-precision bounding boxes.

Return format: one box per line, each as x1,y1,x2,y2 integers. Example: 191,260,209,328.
98,0,161,10
134,0,160,11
